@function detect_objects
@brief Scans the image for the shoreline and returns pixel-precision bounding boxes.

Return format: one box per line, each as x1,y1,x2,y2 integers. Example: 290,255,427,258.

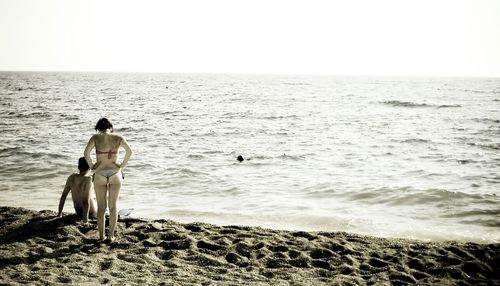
0,206,498,285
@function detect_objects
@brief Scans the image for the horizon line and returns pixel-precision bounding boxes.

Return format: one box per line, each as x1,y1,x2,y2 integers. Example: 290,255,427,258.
0,69,499,80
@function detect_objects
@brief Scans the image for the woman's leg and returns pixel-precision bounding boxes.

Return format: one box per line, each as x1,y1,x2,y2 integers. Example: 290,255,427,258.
93,174,108,240
107,172,123,241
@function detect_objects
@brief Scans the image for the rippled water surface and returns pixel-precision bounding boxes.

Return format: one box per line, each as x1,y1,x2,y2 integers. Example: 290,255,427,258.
0,72,499,242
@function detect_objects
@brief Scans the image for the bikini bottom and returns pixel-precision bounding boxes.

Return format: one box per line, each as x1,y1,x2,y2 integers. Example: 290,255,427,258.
93,168,124,182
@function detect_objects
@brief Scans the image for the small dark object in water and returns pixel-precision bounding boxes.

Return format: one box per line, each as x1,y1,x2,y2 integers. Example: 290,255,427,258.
237,155,244,162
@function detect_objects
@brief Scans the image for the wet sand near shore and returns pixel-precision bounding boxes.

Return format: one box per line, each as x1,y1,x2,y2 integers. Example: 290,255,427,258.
0,206,498,285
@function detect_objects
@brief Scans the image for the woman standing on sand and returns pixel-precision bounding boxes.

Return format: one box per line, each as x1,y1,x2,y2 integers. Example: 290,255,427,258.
84,118,132,241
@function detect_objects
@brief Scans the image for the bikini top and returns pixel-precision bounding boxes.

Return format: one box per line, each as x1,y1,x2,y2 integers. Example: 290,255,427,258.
95,138,121,159
96,149,118,159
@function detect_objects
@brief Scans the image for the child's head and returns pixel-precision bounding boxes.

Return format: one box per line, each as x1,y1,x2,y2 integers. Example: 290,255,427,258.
78,157,90,173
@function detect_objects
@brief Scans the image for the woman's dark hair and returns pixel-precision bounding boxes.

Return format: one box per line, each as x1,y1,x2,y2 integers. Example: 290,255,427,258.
78,157,90,172
95,118,113,132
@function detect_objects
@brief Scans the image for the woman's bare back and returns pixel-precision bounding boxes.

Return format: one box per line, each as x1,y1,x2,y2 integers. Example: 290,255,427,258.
94,133,122,153
91,133,124,170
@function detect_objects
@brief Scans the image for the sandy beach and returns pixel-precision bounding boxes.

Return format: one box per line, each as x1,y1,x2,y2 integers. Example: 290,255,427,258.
0,206,498,285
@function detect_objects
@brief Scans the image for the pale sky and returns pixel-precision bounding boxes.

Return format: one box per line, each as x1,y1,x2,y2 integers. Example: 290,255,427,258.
0,0,499,77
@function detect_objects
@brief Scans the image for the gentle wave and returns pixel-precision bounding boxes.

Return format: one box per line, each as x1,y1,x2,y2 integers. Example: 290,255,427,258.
258,115,300,120
382,100,431,108
460,218,500,228
442,208,500,218
5,111,53,119
165,167,209,177
187,154,206,159
473,118,500,124
467,142,500,151
437,104,462,108
381,100,461,108
0,147,69,161
399,138,432,144
344,187,488,206
0,147,23,157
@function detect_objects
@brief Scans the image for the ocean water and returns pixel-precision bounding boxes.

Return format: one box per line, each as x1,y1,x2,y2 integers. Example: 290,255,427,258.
0,71,499,243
